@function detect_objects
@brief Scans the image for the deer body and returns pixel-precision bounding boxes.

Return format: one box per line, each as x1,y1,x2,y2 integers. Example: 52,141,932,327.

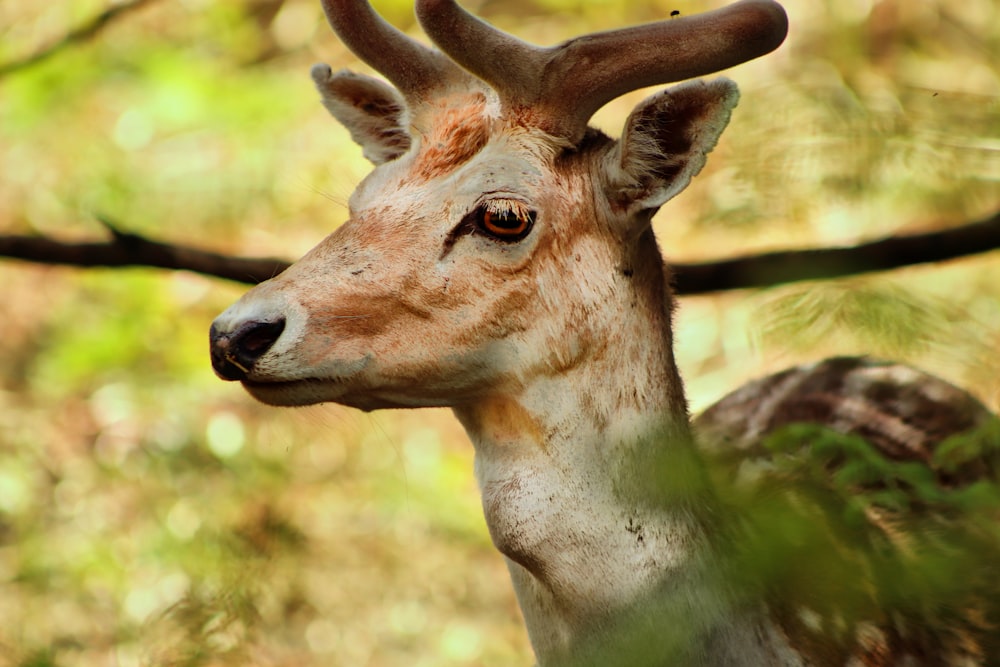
209,1,999,664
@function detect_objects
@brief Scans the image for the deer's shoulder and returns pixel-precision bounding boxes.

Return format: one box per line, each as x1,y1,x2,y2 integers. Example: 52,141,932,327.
696,356,995,474
695,357,1000,666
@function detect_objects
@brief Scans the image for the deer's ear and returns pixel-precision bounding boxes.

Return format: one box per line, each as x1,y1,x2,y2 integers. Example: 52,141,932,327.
311,65,411,165
605,78,738,214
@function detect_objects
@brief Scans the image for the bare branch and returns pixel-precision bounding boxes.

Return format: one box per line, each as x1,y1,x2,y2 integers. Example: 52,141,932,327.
0,217,290,284
671,209,1000,295
0,0,158,78
1,209,998,293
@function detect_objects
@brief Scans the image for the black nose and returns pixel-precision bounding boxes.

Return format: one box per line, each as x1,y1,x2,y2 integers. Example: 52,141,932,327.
210,319,286,381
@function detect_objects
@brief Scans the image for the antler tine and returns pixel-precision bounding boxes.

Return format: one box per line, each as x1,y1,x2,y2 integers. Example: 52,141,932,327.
319,0,463,102
545,0,788,139
415,0,546,105
416,0,788,143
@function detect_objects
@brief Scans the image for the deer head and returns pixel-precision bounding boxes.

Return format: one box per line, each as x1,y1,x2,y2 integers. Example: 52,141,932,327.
210,0,787,415
209,1,788,663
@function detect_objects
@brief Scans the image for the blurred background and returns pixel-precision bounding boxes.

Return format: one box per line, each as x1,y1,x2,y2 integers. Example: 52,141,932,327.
0,0,997,665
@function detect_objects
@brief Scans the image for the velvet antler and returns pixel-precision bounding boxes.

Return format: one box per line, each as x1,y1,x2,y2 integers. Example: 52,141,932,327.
415,0,788,142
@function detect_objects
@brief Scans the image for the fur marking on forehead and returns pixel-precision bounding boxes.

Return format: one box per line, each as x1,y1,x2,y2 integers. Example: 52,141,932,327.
412,94,491,182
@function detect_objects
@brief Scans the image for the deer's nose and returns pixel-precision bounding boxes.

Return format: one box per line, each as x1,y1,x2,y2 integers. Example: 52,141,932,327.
209,319,286,381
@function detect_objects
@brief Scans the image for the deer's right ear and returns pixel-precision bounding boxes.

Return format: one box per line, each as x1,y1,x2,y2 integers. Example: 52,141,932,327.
604,78,739,217
310,65,411,165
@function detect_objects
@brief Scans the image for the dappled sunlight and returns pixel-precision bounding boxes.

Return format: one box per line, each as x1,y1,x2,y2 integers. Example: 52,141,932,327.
0,0,997,665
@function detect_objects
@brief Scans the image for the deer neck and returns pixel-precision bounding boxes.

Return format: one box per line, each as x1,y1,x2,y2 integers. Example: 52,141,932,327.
450,234,800,665
450,241,714,662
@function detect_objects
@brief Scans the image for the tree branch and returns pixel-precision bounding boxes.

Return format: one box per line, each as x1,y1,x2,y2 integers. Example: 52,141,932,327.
0,217,290,284
0,0,158,78
671,209,1000,295
1,209,999,294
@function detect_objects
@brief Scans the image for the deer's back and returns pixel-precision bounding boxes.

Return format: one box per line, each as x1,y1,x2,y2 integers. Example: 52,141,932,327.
696,357,1000,666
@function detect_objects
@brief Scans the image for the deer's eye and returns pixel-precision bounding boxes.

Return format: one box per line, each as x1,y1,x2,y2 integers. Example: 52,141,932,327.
475,201,535,242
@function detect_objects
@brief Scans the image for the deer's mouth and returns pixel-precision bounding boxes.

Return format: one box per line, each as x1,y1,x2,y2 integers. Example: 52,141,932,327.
240,377,343,407
241,374,396,411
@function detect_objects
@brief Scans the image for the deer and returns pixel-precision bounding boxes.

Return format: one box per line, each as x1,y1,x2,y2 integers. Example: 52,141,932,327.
208,0,1000,664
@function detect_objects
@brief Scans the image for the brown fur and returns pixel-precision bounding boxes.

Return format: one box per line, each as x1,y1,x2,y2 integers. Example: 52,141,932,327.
411,95,491,181
697,357,993,472
464,395,547,452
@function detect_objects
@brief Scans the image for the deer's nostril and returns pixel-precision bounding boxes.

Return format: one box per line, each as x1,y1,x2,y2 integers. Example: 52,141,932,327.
239,320,286,355
210,319,286,381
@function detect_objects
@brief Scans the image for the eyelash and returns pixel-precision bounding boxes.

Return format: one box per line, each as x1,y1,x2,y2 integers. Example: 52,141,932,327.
471,200,536,243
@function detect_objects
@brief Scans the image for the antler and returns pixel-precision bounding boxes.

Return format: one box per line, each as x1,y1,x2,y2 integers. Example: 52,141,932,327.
318,0,468,103
416,0,789,142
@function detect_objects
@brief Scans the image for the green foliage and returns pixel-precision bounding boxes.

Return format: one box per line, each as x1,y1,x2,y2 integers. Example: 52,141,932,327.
0,0,997,665
759,281,952,356
715,421,1000,658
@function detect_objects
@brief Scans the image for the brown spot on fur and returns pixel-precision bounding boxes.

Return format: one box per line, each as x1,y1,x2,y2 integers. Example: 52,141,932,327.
412,96,490,181
468,395,546,453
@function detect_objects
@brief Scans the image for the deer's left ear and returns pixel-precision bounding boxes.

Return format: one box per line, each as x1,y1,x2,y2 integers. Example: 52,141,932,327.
604,78,739,215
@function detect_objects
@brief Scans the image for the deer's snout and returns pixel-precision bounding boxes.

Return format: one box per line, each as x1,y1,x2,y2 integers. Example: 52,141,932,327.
209,318,286,381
